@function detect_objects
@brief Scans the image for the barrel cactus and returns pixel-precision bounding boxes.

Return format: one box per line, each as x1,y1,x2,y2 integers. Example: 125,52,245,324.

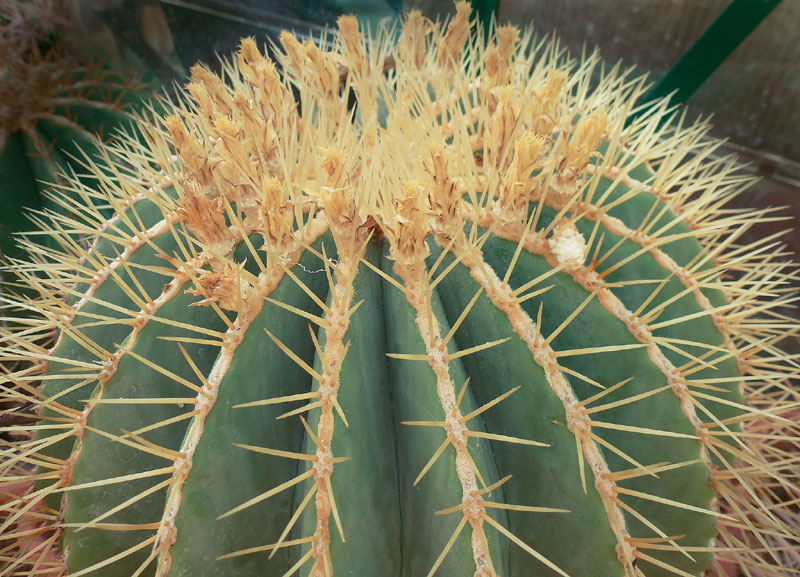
1,3,798,577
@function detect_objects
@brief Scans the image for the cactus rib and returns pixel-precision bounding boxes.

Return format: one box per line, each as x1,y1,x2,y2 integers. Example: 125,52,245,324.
484,215,717,453
150,216,330,576
445,235,640,572
388,213,502,576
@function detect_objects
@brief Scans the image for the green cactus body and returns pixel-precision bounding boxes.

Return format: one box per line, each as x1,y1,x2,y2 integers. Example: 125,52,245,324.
2,4,799,577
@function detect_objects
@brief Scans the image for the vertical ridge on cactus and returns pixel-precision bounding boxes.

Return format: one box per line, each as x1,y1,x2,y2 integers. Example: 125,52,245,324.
1,3,799,577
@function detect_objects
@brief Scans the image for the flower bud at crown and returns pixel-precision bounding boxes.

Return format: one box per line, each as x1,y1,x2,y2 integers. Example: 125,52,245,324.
502,131,547,216
212,117,248,177
279,30,304,75
302,41,340,101
237,37,265,86
400,10,428,69
392,181,430,261
189,64,230,116
437,1,472,70
166,115,216,189
319,148,358,239
337,15,367,78
569,110,607,170
186,261,253,311
488,86,520,170
177,178,228,248
424,142,461,233
483,25,519,94
530,70,566,135
555,109,607,193
259,177,295,251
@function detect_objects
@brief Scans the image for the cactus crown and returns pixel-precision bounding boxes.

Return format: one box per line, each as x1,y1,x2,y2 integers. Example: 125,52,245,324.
1,3,799,577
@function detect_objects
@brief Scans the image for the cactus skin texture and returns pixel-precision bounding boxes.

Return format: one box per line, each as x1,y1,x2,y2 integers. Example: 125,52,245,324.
1,3,799,577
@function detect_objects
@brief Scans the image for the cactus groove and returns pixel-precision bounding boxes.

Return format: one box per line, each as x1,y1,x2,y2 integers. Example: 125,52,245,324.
2,4,799,577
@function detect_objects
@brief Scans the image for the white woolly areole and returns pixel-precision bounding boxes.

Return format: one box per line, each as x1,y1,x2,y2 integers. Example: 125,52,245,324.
550,223,587,270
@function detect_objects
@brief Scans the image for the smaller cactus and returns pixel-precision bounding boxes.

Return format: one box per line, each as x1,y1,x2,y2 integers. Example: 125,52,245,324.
1,4,799,577
0,0,152,270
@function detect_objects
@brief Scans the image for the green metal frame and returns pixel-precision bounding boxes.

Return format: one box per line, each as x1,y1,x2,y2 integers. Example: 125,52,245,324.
640,0,782,107
470,0,499,38
471,0,782,112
